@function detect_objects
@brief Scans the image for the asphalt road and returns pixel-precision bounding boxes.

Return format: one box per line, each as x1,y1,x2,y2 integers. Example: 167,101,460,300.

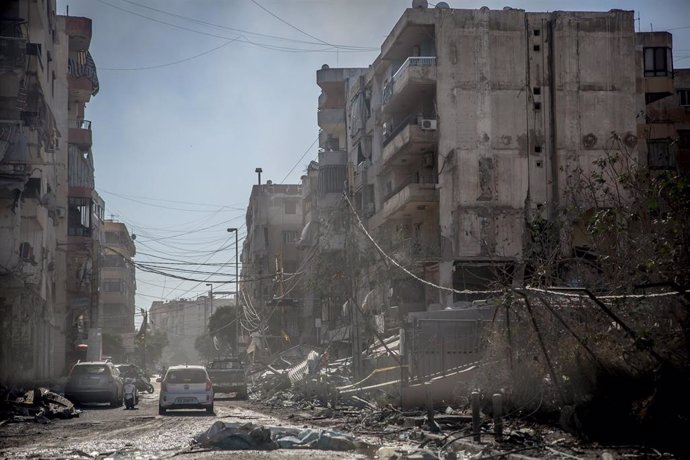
0,386,382,459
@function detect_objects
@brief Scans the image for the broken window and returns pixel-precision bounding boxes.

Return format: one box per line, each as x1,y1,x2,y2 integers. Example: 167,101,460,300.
647,140,675,169
644,47,673,77
68,197,92,237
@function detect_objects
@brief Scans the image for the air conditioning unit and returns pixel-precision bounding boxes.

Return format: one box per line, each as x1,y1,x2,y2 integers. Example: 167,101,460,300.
420,118,437,130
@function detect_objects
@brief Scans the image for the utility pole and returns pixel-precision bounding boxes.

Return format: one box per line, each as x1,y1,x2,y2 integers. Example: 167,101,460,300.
205,283,213,334
227,228,239,355
140,308,148,372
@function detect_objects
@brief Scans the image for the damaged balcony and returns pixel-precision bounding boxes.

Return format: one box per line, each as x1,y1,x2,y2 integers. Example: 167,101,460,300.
68,51,99,102
378,174,438,222
65,16,92,51
382,57,436,114
382,114,437,168
68,120,92,149
317,108,345,135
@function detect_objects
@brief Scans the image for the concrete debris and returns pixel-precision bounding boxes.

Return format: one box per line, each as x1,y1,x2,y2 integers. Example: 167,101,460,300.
193,420,369,452
1,386,79,423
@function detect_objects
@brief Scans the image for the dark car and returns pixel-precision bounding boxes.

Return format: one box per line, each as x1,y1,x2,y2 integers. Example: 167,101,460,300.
65,361,123,407
206,358,248,399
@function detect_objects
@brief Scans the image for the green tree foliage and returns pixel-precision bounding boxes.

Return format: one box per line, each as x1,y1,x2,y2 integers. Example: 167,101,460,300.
134,326,168,370
563,137,690,290
207,306,237,355
101,333,126,362
194,334,215,362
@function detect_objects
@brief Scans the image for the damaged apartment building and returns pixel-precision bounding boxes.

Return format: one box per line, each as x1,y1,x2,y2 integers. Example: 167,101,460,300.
0,0,110,383
306,2,689,349
240,180,303,355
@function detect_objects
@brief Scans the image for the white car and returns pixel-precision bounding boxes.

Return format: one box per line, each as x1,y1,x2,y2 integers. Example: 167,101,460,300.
158,365,214,414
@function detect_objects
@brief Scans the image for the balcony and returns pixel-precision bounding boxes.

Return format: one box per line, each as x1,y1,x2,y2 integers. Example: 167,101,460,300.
383,57,436,113
382,115,437,168
65,17,92,50
69,120,92,149
376,175,438,223
68,51,99,101
0,35,27,72
317,108,345,135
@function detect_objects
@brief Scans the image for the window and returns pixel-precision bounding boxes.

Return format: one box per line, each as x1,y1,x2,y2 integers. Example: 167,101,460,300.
647,140,675,169
534,29,541,36
679,89,690,107
102,279,123,292
534,102,542,110
103,255,125,267
533,87,541,95
284,200,297,214
283,230,298,244
533,44,540,52
644,47,673,77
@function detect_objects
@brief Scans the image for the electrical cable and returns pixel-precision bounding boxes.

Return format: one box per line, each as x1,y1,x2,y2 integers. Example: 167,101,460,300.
280,136,319,183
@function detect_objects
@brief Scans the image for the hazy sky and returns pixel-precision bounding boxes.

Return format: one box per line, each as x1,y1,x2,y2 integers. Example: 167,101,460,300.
55,0,690,319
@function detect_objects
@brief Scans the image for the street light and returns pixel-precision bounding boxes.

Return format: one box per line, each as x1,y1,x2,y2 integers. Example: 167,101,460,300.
227,227,239,354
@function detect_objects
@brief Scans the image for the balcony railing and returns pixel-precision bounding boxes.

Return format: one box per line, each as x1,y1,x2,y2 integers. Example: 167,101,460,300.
383,113,435,147
383,56,436,105
384,173,437,202
392,56,436,82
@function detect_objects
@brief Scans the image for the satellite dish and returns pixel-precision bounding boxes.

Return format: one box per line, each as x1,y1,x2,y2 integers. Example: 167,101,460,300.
436,2,450,8
321,64,330,70
412,0,428,9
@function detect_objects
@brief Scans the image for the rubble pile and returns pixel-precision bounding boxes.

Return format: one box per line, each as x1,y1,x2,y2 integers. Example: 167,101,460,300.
0,386,79,424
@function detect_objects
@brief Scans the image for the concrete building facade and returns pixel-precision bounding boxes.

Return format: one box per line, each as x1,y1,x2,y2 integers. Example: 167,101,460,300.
149,296,233,365
240,182,303,353
0,0,67,382
0,1,107,383
99,220,136,355
305,4,670,347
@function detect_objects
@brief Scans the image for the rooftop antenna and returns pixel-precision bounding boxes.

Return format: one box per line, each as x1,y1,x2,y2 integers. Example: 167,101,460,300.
650,23,653,32
255,167,263,185
635,12,640,32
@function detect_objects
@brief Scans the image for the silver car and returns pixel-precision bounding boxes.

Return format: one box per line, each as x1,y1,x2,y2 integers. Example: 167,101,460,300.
158,365,213,415
65,361,123,407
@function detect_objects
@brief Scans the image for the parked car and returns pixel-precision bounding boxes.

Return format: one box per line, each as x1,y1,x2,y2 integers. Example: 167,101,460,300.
64,361,123,407
206,357,248,399
158,365,213,415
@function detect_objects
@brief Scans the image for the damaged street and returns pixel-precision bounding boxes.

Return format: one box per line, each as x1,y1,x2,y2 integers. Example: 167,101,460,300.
0,386,398,459
2,0,689,459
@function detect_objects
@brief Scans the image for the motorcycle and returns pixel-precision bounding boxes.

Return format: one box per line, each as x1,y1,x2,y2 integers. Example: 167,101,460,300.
136,376,154,394
124,378,138,409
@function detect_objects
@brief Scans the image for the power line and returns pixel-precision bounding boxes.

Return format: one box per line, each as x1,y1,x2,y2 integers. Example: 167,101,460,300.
280,136,319,183
248,0,331,46
117,0,373,50
100,37,241,71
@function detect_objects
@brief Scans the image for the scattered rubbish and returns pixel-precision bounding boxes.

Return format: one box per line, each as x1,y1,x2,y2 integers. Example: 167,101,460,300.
193,420,369,452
